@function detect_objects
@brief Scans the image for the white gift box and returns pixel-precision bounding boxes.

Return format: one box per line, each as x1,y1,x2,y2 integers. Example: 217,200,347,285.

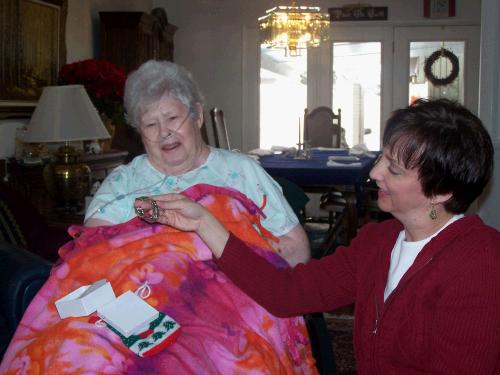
55,280,160,338
55,279,116,319
97,291,159,337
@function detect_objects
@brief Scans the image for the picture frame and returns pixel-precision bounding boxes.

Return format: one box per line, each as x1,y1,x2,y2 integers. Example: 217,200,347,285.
423,0,456,18
0,0,67,118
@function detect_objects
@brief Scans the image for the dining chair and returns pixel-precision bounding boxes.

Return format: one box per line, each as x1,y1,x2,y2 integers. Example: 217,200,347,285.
303,107,348,246
209,107,231,150
320,188,359,250
304,107,342,149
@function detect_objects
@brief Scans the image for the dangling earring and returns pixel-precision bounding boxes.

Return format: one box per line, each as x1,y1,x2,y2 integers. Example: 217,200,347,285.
429,204,438,220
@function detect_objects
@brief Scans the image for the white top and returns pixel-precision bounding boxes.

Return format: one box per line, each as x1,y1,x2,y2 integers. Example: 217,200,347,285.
384,214,464,301
85,147,298,236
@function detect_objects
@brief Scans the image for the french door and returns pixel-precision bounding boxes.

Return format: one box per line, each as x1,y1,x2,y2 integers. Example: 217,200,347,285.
251,24,480,151
315,25,480,150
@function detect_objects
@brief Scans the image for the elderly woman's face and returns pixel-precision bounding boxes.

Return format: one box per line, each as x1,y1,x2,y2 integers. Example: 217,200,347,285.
369,147,430,221
139,93,205,175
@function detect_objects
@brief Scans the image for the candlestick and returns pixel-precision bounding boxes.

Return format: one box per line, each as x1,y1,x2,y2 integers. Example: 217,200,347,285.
298,117,302,147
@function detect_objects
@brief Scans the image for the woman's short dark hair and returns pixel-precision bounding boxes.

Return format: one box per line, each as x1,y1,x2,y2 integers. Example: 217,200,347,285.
383,98,494,214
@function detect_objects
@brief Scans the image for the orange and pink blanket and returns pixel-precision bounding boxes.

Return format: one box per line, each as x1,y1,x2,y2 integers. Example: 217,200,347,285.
0,184,317,374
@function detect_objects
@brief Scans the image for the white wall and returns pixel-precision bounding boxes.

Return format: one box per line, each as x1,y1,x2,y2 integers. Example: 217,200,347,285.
478,0,500,229
156,0,498,228
155,0,481,152
0,0,482,155
66,0,152,62
2,0,497,228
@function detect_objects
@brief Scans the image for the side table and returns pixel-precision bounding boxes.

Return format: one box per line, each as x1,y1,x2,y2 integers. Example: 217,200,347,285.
81,149,129,183
6,150,129,225
41,211,85,229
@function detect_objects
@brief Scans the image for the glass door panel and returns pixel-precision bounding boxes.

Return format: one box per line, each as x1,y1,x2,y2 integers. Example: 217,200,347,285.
259,46,307,149
332,42,381,150
409,41,465,104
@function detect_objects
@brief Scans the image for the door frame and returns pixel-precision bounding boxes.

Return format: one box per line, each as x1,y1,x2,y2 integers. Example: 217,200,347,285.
393,25,481,112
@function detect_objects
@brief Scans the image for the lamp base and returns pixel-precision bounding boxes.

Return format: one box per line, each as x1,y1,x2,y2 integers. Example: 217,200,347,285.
43,145,91,212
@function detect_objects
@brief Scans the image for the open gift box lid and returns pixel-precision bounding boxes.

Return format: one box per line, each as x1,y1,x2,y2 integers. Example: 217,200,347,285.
55,279,116,319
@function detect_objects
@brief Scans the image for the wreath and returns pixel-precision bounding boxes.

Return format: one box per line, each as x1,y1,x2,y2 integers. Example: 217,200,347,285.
424,48,459,86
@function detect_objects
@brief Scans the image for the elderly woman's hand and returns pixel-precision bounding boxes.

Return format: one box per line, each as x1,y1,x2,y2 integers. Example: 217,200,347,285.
134,194,230,257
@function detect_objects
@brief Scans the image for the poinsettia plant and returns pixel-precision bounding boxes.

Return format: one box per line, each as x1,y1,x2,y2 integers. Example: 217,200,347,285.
58,59,127,124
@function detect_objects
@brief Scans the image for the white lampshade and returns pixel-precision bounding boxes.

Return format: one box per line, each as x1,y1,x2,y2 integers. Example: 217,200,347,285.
24,85,111,143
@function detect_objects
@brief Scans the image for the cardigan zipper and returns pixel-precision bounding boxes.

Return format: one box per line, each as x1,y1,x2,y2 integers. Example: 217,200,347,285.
370,256,434,373
372,256,434,337
372,296,379,334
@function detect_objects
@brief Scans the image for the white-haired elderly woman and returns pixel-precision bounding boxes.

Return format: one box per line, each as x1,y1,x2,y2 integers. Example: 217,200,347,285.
84,60,310,266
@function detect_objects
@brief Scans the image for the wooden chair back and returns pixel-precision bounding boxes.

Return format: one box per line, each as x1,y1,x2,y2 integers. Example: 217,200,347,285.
209,107,231,150
304,107,342,148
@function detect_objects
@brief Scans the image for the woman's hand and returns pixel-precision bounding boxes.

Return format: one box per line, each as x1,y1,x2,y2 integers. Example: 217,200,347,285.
133,194,229,258
135,194,206,231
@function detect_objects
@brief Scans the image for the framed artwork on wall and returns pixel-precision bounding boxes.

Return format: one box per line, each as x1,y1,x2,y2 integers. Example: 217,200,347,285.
423,0,456,18
0,0,67,118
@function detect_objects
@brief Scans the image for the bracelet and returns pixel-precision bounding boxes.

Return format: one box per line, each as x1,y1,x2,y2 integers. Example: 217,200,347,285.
135,196,160,223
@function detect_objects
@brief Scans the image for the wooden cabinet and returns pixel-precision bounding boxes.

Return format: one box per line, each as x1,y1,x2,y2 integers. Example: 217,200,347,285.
99,9,176,159
99,9,177,74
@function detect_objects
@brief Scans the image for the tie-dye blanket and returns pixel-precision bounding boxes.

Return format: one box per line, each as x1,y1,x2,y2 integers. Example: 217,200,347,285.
0,184,317,374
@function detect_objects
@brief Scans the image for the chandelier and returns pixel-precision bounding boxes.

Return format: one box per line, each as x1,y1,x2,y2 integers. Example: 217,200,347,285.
258,4,330,56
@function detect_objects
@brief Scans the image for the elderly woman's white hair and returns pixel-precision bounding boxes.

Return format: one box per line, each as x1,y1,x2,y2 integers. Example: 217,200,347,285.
124,60,205,129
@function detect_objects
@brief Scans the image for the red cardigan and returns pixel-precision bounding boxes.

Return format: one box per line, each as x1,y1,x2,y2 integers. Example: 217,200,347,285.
216,215,500,374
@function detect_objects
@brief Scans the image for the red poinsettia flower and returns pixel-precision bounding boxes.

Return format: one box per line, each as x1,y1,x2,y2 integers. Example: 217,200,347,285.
58,59,127,123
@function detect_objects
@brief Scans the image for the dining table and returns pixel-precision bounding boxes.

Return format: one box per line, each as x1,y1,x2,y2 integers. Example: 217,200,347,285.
257,148,379,243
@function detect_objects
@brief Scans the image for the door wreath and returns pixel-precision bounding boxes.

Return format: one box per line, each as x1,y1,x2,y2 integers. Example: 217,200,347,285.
424,48,459,86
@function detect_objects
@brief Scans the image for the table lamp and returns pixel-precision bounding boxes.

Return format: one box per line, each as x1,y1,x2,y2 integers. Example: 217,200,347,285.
23,85,111,212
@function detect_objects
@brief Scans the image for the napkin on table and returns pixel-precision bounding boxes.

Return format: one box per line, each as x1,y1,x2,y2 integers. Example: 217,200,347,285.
349,144,378,158
248,148,273,156
328,155,360,162
326,160,362,167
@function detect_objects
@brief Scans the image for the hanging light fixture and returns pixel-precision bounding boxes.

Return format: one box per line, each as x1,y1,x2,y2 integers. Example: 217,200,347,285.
258,3,330,56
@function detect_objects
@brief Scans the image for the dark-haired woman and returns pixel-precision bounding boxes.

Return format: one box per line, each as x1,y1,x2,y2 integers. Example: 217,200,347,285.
139,99,500,374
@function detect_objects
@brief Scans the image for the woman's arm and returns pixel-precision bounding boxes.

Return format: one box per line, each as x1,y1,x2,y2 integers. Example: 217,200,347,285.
84,218,114,227
133,194,311,265
277,225,311,266
134,195,356,316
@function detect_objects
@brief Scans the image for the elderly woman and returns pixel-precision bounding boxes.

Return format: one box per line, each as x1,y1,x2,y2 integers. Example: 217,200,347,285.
0,61,316,373
85,60,310,266
142,99,500,374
